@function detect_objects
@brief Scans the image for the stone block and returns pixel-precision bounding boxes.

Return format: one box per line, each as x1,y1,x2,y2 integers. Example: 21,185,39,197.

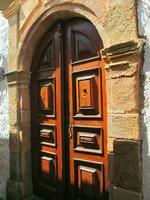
20,84,30,111
20,151,32,181
110,63,137,79
10,151,32,181
9,125,31,153
9,112,18,126
20,123,31,151
7,178,32,200
111,76,140,113
10,129,20,153
7,181,20,200
10,152,21,181
8,86,19,112
113,187,142,200
105,0,137,45
113,140,142,193
108,114,140,140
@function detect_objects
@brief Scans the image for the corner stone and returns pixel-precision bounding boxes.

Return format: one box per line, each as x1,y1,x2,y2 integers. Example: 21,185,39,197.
113,140,142,193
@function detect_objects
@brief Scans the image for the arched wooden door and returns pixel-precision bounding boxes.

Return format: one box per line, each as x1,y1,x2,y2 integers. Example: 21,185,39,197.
31,18,108,200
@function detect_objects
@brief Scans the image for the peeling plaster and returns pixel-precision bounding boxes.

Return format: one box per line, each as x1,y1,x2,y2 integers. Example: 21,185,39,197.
138,0,150,200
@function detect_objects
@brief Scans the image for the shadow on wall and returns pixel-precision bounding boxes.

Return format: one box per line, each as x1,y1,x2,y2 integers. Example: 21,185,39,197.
0,139,9,200
0,79,9,200
141,75,150,200
138,0,150,200
138,0,150,73
108,140,142,200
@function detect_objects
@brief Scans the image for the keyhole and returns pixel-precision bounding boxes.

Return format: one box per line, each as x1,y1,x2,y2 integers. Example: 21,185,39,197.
83,88,87,96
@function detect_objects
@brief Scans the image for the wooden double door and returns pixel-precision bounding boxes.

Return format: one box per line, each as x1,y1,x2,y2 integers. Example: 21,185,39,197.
31,18,108,200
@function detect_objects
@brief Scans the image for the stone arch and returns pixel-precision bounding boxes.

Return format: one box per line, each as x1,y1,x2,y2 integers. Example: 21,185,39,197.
6,3,111,199
18,2,110,72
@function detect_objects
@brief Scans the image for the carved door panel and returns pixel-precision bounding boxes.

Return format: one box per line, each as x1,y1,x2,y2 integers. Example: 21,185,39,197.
31,18,108,200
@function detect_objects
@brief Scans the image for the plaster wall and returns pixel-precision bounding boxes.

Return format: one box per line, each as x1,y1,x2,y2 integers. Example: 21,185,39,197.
0,11,9,200
138,1,150,200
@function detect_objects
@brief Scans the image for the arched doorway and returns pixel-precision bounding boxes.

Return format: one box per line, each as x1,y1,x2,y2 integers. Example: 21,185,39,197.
31,18,108,200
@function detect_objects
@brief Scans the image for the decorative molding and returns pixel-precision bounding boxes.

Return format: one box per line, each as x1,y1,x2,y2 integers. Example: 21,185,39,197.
3,0,22,18
105,61,130,70
5,70,31,85
101,39,145,64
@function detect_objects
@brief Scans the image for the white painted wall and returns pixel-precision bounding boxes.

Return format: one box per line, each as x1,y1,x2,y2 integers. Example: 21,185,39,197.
0,11,9,200
138,1,150,200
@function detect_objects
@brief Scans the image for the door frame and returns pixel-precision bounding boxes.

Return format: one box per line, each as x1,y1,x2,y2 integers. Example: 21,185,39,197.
30,18,108,200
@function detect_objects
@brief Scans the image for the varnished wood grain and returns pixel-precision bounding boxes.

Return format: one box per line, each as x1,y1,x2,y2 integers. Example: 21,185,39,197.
31,18,108,200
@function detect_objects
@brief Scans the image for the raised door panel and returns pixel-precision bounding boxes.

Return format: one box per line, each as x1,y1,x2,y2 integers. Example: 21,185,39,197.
72,66,101,118
40,154,57,189
39,125,57,147
74,161,104,200
40,84,52,110
72,32,97,61
71,20,103,62
39,39,55,69
73,126,103,154
38,78,55,116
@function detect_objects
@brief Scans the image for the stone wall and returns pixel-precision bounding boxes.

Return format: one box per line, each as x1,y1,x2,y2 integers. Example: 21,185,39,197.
2,0,144,199
0,11,9,200
138,1,150,200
